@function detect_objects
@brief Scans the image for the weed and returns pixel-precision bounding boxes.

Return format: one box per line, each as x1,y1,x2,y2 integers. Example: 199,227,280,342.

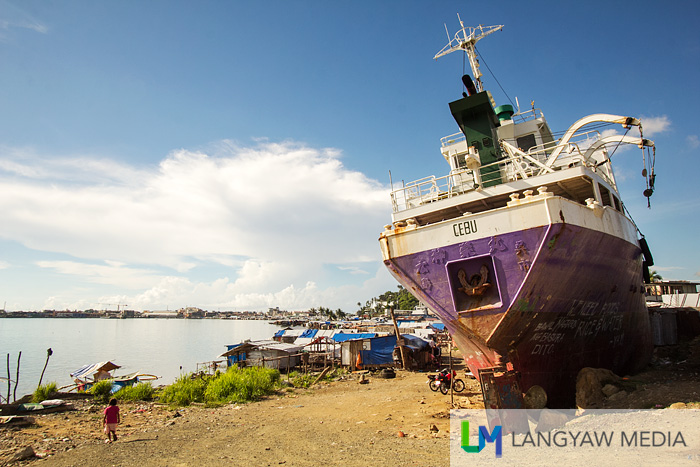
204,366,280,404
32,382,58,403
90,380,114,404
114,382,155,401
159,374,208,406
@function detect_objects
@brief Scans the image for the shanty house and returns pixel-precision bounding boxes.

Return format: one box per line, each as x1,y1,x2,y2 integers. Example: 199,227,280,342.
340,334,396,370
221,340,302,371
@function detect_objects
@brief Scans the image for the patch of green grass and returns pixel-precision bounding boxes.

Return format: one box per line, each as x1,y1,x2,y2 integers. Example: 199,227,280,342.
159,374,208,406
204,366,280,404
32,382,58,403
288,368,346,388
114,382,155,401
322,368,346,381
158,367,284,407
288,371,315,388
90,380,114,404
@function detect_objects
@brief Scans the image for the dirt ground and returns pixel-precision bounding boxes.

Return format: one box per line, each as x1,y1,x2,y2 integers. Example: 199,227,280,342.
2,338,699,467
1,366,479,467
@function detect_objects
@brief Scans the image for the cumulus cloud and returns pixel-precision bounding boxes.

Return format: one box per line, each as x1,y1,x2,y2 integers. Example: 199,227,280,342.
640,115,671,137
0,140,394,311
36,260,162,289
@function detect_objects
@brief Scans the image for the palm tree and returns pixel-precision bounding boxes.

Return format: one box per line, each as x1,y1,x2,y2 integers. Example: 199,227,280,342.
650,270,663,283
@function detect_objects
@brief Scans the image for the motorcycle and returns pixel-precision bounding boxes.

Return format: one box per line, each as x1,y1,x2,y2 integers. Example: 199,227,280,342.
427,369,465,394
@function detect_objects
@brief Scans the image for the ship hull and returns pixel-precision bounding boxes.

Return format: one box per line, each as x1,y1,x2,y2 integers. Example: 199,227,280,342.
380,194,652,407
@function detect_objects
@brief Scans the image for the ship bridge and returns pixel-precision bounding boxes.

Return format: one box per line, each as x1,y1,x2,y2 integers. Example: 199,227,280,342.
389,105,652,228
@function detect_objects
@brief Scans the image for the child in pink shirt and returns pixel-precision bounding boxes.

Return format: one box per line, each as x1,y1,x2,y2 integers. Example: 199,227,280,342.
103,398,120,442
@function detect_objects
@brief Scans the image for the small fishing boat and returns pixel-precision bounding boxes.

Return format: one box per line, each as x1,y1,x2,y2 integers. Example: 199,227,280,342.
68,361,158,393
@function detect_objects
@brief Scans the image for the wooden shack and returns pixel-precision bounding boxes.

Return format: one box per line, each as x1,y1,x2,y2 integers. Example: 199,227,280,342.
221,340,302,371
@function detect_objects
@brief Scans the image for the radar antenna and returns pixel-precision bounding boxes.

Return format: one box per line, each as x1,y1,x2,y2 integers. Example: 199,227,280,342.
434,16,503,93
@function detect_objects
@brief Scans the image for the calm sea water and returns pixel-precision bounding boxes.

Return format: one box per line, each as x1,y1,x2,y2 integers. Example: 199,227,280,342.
0,318,281,400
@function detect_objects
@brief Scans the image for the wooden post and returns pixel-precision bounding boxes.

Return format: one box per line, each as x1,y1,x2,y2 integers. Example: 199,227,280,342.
13,351,21,403
287,354,291,383
449,341,454,406
311,366,331,386
390,307,408,370
6,354,10,403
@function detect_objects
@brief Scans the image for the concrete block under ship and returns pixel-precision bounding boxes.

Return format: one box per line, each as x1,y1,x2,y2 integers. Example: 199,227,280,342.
379,22,657,408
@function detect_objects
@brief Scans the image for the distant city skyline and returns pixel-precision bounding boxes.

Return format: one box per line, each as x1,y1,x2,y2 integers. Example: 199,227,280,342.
1,1,698,312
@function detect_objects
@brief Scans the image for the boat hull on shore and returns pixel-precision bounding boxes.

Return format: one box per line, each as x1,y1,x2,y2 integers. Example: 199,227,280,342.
381,183,652,407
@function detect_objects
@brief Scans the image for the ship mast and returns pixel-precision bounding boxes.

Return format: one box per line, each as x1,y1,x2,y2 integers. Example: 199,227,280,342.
434,17,503,93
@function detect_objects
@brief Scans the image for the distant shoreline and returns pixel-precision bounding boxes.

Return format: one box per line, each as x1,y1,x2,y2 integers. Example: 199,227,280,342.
0,310,305,324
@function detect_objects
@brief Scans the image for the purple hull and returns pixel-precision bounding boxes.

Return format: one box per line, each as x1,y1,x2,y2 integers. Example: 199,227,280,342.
384,222,652,407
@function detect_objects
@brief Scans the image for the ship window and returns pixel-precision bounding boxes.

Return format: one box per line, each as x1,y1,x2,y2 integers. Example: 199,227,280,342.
516,134,537,152
599,185,612,207
453,154,467,169
613,195,621,211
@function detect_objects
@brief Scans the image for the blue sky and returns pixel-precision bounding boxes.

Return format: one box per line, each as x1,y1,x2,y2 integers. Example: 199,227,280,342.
0,1,698,312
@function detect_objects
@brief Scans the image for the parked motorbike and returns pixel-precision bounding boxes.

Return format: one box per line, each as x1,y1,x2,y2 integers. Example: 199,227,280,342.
427,369,465,394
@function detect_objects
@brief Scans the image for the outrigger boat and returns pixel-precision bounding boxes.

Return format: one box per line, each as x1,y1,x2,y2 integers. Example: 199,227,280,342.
379,21,657,407
68,361,158,393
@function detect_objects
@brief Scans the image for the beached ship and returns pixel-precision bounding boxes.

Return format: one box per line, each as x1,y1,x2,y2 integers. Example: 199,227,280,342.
379,22,657,407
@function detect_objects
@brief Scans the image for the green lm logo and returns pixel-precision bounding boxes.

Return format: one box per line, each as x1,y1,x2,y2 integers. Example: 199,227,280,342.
461,420,503,458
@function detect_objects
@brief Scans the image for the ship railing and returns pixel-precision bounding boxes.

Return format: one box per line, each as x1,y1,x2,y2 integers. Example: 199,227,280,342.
392,131,619,214
391,155,534,212
440,132,466,148
522,129,617,186
391,169,479,212
510,108,544,124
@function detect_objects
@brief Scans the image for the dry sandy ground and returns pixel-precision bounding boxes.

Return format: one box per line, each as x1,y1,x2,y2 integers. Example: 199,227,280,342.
2,338,699,467
1,369,481,467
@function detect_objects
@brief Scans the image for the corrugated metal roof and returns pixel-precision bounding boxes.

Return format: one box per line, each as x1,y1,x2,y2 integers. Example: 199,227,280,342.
333,332,376,342
316,330,337,338
264,342,303,352
220,340,302,357
293,337,315,346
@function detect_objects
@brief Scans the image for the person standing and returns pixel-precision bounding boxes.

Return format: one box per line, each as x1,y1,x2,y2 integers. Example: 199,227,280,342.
103,398,120,443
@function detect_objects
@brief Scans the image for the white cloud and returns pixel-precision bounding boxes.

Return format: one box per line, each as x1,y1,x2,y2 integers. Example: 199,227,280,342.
0,140,393,311
687,135,699,149
640,115,671,137
653,266,684,273
0,1,48,37
36,260,161,289
0,260,9,269
338,266,371,275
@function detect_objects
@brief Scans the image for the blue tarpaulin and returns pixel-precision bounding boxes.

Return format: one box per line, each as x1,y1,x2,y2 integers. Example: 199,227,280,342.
299,329,318,339
273,330,285,337
332,332,376,342
401,334,431,352
358,335,397,366
225,343,245,366
429,323,446,331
